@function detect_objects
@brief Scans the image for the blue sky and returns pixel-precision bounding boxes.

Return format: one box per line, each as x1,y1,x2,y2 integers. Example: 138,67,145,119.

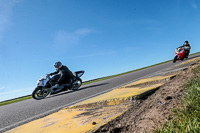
0,0,200,102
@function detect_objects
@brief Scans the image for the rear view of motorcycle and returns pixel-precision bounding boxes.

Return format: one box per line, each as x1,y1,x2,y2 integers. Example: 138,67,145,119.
32,71,84,100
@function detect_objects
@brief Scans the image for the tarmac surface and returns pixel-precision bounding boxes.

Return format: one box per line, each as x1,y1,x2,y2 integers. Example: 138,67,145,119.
1,53,200,132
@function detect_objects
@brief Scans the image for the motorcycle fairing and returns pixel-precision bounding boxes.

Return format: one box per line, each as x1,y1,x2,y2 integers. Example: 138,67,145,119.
74,70,85,77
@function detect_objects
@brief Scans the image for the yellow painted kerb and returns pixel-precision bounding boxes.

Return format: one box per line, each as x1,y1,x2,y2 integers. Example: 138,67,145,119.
7,75,175,133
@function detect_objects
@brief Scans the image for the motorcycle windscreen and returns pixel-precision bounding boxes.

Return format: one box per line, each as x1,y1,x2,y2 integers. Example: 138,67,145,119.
74,70,85,77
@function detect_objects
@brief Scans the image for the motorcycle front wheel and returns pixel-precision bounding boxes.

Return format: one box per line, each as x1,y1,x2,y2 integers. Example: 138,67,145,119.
32,87,51,100
173,56,178,63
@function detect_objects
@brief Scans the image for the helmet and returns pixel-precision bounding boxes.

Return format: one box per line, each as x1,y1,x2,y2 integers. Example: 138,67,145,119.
54,61,62,69
184,40,189,44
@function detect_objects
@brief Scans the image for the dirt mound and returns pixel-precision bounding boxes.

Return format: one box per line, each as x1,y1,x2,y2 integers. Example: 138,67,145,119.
95,66,195,133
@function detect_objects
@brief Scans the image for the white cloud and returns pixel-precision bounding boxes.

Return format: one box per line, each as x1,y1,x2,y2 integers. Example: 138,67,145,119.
137,19,161,25
75,28,94,35
0,89,23,96
0,0,18,41
33,50,116,62
0,86,33,97
123,47,140,53
54,28,94,49
190,0,197,9
71,51,116,58
0,87,6,90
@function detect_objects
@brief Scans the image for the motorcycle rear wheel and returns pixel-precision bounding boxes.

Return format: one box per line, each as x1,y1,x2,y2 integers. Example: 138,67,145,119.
71,78,82,91
32,87,50,100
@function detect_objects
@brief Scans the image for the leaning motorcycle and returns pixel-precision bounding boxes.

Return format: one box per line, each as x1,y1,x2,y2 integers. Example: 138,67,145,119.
173,48,185,63
32,71,84,100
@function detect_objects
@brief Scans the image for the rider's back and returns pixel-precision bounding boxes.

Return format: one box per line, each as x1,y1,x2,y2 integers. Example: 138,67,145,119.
60,65,74,79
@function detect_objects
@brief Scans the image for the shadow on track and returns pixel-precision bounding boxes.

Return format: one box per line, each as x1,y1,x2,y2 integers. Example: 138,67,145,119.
48,83,109,98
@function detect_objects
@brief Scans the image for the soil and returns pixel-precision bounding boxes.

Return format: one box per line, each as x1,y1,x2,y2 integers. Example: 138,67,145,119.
95,65,196,133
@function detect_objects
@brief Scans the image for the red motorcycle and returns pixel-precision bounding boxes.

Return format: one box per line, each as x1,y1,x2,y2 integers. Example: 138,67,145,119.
173,48,185,63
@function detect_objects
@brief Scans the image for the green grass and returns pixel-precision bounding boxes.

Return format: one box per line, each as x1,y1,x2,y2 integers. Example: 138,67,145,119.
155,65,200,133
0,60,172,107
83,51,200,85
0,51,199,107
83,60,173,85
0,96,32,106
189,51,200,56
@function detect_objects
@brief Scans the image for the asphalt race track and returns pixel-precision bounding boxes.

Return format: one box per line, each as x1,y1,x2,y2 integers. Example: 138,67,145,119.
1,53,200,132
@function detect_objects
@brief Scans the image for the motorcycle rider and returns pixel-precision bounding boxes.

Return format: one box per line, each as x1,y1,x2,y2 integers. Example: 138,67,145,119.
47,61,75,89
178,41,191,58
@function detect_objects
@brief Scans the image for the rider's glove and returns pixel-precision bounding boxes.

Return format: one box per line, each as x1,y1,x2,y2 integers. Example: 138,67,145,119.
46,74,51,78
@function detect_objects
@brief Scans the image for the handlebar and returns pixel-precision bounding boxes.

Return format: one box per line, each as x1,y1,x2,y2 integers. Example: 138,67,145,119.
46,75,52,82
46,75,54,85
46,74,51,78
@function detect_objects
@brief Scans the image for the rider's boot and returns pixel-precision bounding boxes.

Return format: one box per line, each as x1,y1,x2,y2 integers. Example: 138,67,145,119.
63,84,72,90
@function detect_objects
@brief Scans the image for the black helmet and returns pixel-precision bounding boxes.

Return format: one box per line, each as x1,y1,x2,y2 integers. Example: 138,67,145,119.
54,61,62,69
184,40,189,44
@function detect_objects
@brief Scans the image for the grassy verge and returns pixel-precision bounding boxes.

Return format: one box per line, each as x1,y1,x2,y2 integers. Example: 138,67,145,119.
156,65,200,132
0,60,172,107
0,51,199,107
190,51,200,56
0,96,32,107
83,51,200,85
83,60,172,85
